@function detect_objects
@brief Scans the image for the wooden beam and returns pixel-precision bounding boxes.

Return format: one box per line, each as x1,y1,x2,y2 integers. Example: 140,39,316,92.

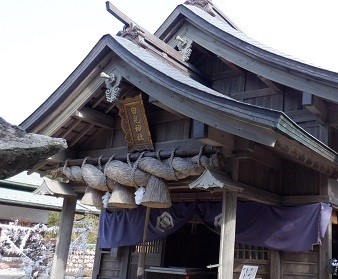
27,149,72,174
48,149,78,163
231,87,277,100
73,106,116,130
170,178,281,205
78,139,207,158
170,191,223,201
190,121,235,153
218,57,243,74
286,109,320,124
50,196,77,279
302,92,327,119
258,75,284,95
282,195,330,204
234,139,282,170
67,144,220,166
237,179,281,204
211,70,241,81
190,119,208,139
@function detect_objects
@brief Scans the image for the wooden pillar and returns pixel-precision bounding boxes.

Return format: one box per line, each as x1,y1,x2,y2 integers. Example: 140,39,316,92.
50,196,77,279
270,250,281,279
319,216,332,279
319,174,332,279
218,190,237,279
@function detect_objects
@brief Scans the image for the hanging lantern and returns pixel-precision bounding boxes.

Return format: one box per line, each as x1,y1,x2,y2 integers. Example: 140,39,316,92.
141,175,172,208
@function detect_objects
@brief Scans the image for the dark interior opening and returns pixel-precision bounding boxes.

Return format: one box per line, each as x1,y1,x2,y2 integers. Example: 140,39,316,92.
163,222,220,269
333,224,338,259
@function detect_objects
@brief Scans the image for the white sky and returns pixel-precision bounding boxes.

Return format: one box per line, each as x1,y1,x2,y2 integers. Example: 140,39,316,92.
1,0,338,126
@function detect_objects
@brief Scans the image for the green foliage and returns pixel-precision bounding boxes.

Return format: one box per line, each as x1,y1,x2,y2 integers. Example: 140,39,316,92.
46,211,99,244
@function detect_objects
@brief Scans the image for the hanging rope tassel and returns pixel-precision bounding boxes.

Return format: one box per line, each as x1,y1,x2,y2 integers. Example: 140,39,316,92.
137,206,151,277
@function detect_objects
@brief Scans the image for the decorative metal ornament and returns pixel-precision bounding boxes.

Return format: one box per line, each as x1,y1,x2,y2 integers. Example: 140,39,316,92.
189,169,244,192
175,36,193,62
184,0,216,16
117,21,149,48
100,71,122,103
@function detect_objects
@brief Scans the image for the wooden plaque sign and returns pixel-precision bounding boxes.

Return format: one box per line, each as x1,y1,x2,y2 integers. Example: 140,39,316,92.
118,93,154,152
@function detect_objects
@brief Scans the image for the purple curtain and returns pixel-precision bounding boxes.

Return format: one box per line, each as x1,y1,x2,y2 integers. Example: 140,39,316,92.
235,202,332,251
99,201,332,252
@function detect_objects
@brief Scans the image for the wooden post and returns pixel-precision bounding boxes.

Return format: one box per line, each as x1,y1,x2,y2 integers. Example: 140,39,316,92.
319,219,332,279
269,250,281,279
319,174,332,279
218,190,237,279
50,196,77,279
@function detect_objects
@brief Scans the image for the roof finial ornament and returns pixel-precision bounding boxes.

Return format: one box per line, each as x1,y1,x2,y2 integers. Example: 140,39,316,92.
100,71,122,103
117,21,149,49
184,0,216,17
175,36,193,61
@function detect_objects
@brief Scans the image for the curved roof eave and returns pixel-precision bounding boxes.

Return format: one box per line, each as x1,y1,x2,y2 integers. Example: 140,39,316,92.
156,5,338,103
20,34,338,167
108,36,338,165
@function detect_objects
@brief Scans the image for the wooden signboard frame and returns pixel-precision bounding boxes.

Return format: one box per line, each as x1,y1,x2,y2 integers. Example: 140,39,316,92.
118,93,154,152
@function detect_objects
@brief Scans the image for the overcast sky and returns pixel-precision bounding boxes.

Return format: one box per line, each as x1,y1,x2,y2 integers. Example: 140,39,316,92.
1,0,338,126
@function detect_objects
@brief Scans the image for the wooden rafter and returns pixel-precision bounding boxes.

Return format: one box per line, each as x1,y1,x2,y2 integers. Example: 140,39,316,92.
68,124,95,148
91,94,107,109
58,119,82,138
73,106,116,130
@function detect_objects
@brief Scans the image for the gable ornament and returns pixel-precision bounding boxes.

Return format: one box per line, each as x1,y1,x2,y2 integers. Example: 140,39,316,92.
100,71,122,103
117,21,149,49
184,0,216,17
175,36,193,61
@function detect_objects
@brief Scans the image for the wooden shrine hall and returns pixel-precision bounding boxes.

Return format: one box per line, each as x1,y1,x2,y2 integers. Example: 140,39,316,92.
21,1,338,278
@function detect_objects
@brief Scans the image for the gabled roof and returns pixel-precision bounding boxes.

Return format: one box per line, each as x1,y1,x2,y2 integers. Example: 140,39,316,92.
20,33,338,175
155,4,338,103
